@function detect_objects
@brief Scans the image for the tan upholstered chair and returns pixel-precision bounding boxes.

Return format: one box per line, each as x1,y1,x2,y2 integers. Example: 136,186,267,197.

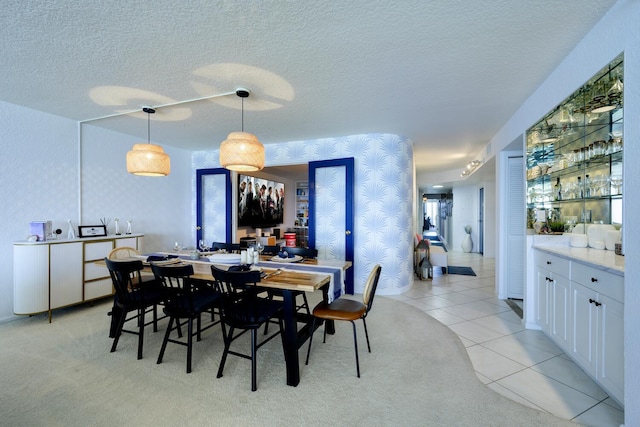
305,264,382,378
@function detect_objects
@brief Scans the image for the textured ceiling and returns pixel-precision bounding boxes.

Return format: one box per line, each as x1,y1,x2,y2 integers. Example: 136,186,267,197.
0,0,617,175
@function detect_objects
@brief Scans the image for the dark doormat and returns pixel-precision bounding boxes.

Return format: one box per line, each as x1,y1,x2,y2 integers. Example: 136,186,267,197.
447,266,476,276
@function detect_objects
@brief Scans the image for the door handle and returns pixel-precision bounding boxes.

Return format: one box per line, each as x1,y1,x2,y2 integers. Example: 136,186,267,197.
345,230,351,235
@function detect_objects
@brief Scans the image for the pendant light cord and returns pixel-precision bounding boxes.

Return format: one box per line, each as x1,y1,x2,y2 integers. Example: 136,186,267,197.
241,97,244,132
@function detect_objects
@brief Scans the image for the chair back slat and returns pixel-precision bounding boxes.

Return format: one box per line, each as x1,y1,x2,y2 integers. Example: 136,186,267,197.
105,258,148,305
151,264,197,313
211,266,267,326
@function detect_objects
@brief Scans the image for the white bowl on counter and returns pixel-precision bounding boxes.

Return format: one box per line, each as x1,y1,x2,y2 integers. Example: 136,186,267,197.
570,234,588,248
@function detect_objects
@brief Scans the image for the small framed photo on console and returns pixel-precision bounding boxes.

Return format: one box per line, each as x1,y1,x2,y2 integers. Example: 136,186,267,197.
78,225,107,238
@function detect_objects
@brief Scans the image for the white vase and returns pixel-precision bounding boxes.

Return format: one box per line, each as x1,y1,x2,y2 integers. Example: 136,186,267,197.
462,234,473,253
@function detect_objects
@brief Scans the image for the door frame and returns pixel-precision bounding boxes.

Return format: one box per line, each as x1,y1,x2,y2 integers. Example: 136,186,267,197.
308,158,355,294
196,168,233,246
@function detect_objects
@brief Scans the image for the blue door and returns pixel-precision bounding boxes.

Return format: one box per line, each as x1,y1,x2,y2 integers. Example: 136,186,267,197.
196,168,232,247
308,158,354,294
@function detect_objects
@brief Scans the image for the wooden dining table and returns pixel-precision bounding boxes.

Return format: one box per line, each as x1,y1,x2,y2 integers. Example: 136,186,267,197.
100,254,351,387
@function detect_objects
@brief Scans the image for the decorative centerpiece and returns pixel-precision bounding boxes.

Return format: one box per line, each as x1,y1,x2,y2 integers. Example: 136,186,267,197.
67,219,75,239
462,225,473,253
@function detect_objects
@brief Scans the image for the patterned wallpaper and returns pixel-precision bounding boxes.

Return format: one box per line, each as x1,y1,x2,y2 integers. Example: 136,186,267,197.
192,133,415,294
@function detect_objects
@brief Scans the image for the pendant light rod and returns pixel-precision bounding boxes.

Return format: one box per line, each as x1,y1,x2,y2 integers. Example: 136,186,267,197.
143,107,155,143
80,89,240,124
235,88,250,132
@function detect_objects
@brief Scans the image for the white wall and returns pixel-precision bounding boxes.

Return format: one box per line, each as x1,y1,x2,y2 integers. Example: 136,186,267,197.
0,101,192,322
451,185,478,253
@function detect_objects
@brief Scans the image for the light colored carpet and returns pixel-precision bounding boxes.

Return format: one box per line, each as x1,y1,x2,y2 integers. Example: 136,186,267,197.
0,296,579,427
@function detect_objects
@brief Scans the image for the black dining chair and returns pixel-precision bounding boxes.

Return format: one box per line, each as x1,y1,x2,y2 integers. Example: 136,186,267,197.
152,263,224,373
305,264,382,378
281,246,318,259
211,265,283,391
105,258,165,360
261,245,280,256
212,242,239,253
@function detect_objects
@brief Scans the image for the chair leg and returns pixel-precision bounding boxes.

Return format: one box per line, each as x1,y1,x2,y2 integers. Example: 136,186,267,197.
217,326,234,379
301,292,311,315
196,313,202,342
110,308,128,353
362,317,371,353
305,317,317,365
152,304,158,332
137,308,146,360
350,320,360,378
263,292,274,335
186,318,194,373
251,329,258,391
157,317,174,365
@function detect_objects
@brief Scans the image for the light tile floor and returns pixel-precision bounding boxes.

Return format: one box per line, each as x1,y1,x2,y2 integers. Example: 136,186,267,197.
385,250,624,427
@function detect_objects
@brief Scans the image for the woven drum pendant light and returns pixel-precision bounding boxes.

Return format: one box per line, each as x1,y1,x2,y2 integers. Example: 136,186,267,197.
219,89,265,171
126,107,171,176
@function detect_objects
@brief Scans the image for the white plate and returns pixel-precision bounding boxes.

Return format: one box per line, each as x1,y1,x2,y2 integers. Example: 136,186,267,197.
270,255,303,263
208,253,242,264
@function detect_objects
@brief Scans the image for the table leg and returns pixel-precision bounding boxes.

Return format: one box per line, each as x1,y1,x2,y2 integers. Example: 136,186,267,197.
281,290,300,386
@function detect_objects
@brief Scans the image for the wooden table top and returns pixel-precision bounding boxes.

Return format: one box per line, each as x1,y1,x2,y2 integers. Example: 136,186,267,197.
192,268,330,292
97,258,332,293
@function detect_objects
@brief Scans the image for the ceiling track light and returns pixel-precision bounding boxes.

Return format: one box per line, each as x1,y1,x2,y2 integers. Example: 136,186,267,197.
461,159,481,177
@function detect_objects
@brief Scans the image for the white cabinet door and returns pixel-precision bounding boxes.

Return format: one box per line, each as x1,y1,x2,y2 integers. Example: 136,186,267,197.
50,242,83,309
571,282,597,375
534,267,550,333
551,274,571,352
13,244,49,314
598,293,624,403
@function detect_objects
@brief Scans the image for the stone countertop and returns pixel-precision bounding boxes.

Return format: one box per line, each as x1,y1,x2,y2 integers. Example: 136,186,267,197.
532,236,624,276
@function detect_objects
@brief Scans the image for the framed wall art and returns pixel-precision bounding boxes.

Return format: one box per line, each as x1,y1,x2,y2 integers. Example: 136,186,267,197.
78,225,107,238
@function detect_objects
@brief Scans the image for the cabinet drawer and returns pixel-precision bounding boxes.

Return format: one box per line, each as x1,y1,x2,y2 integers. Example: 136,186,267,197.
85,278,113,300
85,262,110,281
84,241,113,261
115,237,138,249
571,262,624,302
535,252,570,277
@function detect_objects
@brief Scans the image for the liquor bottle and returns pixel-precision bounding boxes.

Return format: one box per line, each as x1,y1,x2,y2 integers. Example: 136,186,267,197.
554,177,562,201
577,176,583,198
584,175,591,198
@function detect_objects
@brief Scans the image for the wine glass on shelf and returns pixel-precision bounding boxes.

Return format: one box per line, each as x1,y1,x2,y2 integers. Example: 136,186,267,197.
610,175,623,195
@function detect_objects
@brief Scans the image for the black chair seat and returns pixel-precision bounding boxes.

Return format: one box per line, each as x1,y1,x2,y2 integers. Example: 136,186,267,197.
227,298,282,327
162,289,221,319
